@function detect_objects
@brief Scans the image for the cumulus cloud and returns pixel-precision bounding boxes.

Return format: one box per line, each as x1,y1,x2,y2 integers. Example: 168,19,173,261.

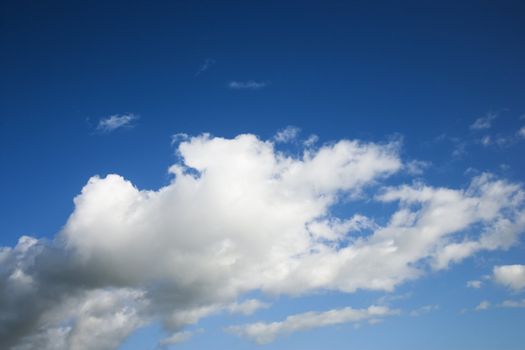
518,126,525,138
493,265,525,291
228,81,268,90
227,305,398,344
96,114,138,133
1,132,524,349
470,112,497,130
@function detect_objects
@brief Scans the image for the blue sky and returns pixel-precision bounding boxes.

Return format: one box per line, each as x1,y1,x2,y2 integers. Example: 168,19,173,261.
1,1,525,349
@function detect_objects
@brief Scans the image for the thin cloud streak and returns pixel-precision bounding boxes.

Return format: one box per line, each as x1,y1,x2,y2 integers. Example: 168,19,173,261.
96,114,139,133
195,58,215,76
228,80,268,90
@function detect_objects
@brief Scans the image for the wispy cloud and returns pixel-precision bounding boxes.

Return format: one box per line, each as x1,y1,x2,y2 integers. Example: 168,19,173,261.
500,299,525,308
274,126,300,143
467,298,525,313
96,113,139,133
228,80,268,90
475,300,491,311
304,134,319,147
227,305,398,344
405,160,431,175
227,299,270,316
195,58,215,76
410,304,439,317
159,329,203,347
470,112,498,130
518,126,525,138
466,280,482,289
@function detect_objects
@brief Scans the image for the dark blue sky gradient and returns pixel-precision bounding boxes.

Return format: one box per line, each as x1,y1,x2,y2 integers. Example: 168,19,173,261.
2,1,525,246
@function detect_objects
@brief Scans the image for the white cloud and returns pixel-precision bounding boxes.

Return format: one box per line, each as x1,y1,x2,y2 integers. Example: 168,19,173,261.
1,132,524,349
378,173,525,271
500,299,525,308
304,134,319,147
227,299,270,316
470,112,497,130
405,160,431,175
274,126,300,143
227,305,398,344
159,330,201,347
96,114,138,133
228,81,268,90
466,280,482,289
493,265,525,291
475,300,491,311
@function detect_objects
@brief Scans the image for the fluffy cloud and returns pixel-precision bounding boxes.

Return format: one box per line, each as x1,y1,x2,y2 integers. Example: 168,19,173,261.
493,265,525,291
1,132,524,349
227,305,397,344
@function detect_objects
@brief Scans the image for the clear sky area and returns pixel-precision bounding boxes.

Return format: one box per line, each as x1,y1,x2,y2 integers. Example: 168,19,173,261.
1,1,525,349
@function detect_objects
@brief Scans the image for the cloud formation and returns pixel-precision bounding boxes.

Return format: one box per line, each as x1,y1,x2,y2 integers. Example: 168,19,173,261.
475,300,491,311
96,114,138,133
470,112,497,130
466,280,482,289
227,305,398,344
500,299,525,308
274,126,300,143
1,132,524,349
493,265,525,291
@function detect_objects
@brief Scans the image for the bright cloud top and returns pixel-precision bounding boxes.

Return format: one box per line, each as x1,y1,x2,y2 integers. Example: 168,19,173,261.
1,132,524,349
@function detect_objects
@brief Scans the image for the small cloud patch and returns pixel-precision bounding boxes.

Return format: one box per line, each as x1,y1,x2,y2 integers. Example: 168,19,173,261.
97,114,139,133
